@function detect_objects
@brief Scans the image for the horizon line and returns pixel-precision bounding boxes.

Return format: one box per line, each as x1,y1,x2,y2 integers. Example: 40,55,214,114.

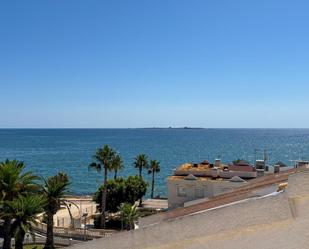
1,127,309,130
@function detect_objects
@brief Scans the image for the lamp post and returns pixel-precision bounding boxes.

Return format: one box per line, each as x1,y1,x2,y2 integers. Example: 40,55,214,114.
82,212,88,241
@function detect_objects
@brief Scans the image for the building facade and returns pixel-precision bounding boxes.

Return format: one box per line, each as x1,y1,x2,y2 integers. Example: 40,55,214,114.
168,160,256,209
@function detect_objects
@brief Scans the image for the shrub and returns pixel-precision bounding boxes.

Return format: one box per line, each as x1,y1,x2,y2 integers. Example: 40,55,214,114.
93,176,147,213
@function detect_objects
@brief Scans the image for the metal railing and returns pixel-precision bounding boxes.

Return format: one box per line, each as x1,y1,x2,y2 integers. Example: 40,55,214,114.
33,222,114,241
10,237,80,247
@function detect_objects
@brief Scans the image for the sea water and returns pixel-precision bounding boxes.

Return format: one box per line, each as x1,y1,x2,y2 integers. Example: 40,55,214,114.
0,128,309,196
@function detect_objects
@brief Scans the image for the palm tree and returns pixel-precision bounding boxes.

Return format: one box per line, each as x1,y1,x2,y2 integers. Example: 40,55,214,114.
119,203,139,230
0,159,39,249
42,172,70,249
3,195,45,249
133,154,149,179
89,145,116,228
133,154,149,206
148,160,160,199
112,154,124,179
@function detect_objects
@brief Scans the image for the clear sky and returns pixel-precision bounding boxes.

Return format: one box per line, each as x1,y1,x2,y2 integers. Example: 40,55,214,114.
1,0,309,128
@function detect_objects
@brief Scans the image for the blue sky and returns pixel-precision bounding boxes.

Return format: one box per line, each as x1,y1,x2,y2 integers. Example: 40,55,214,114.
1,0,309,128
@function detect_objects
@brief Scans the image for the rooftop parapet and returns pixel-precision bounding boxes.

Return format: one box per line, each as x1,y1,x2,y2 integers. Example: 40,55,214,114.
173,161,257,179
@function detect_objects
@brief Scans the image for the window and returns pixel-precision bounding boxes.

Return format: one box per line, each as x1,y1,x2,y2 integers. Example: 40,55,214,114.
195,187,204,198
177,186,186,197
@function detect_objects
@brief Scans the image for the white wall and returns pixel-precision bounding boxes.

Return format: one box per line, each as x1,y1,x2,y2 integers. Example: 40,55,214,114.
167,178,246,209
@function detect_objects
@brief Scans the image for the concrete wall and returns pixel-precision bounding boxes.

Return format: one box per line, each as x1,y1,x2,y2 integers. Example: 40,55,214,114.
68,170,309,249
286,171,309,218
167,179,210,209
174,169,257,178
53,199,97,228
184,197,210,207
219,170,257,178
174,169,216,177
167,178,246,209
212,180,247,196
69,192,293,249
287,170,309,198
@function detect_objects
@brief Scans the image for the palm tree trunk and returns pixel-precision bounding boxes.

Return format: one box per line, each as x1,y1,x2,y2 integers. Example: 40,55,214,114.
138,166,143,206
44,212,55,249
3,218,12,249
101,167,108,228
151,171,155,199
129,221,134,231
139,196,143,206
114,169,117,179
15,228,25,249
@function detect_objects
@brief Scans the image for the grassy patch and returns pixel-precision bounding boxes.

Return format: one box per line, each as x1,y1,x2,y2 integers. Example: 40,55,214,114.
23,245,44,249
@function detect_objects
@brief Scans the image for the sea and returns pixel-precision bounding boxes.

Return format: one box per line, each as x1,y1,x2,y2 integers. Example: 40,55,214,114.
0,128,309,197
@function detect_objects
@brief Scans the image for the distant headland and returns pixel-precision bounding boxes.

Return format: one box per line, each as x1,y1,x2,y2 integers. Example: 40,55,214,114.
138,127,205,130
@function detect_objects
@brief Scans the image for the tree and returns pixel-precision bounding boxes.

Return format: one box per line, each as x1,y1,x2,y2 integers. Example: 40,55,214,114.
125,176,147,205
0,159,39,249
112,154,124,179
148,160,160,199
93,178,126,213
89,145,116,228
42,172,70,249
133,154,149,206
119,203,139,230
93,176,147,214
133,154,149,178
3,195,45,249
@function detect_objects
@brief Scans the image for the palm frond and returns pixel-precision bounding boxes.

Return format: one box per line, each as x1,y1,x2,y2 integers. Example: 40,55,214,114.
89,162,102,172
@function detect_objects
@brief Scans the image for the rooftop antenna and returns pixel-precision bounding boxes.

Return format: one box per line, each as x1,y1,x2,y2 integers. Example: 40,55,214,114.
254,149,259,166
248,155,254,165
255,149,259,159
264,149,269,162
290,159,298,168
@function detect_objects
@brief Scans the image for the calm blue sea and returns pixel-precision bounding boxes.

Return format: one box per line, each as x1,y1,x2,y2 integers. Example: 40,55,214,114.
0,129,309,197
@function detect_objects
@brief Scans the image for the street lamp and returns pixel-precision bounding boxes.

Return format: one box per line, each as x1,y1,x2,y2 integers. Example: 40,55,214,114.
82,212,88,241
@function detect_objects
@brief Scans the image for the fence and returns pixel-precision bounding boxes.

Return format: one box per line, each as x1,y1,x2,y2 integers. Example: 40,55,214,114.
34,222,114,241
10,237,80,247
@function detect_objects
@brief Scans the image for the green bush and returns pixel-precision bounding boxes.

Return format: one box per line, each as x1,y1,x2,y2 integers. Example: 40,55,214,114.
93,214,122,229
94,176,147,213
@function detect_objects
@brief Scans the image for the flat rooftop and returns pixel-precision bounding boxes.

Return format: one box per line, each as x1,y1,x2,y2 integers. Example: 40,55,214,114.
175,162,226,171
168,175,226,181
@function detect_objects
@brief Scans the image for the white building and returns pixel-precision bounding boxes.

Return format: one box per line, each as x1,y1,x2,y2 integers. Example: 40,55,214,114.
167,174,247,209
167,161,256,209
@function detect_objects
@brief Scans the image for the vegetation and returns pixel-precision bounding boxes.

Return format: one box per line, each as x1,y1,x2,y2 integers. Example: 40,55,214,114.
42,172,70,249
148,160,160,199
89,145,120,228
112,154,124,179
119,203,139,230
0,159,39,249
133,154,149,206
93,176,147,213
4,195,45,249
23,246,44,249
0,145,160,247
0,161,71,249
133,154,149,178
